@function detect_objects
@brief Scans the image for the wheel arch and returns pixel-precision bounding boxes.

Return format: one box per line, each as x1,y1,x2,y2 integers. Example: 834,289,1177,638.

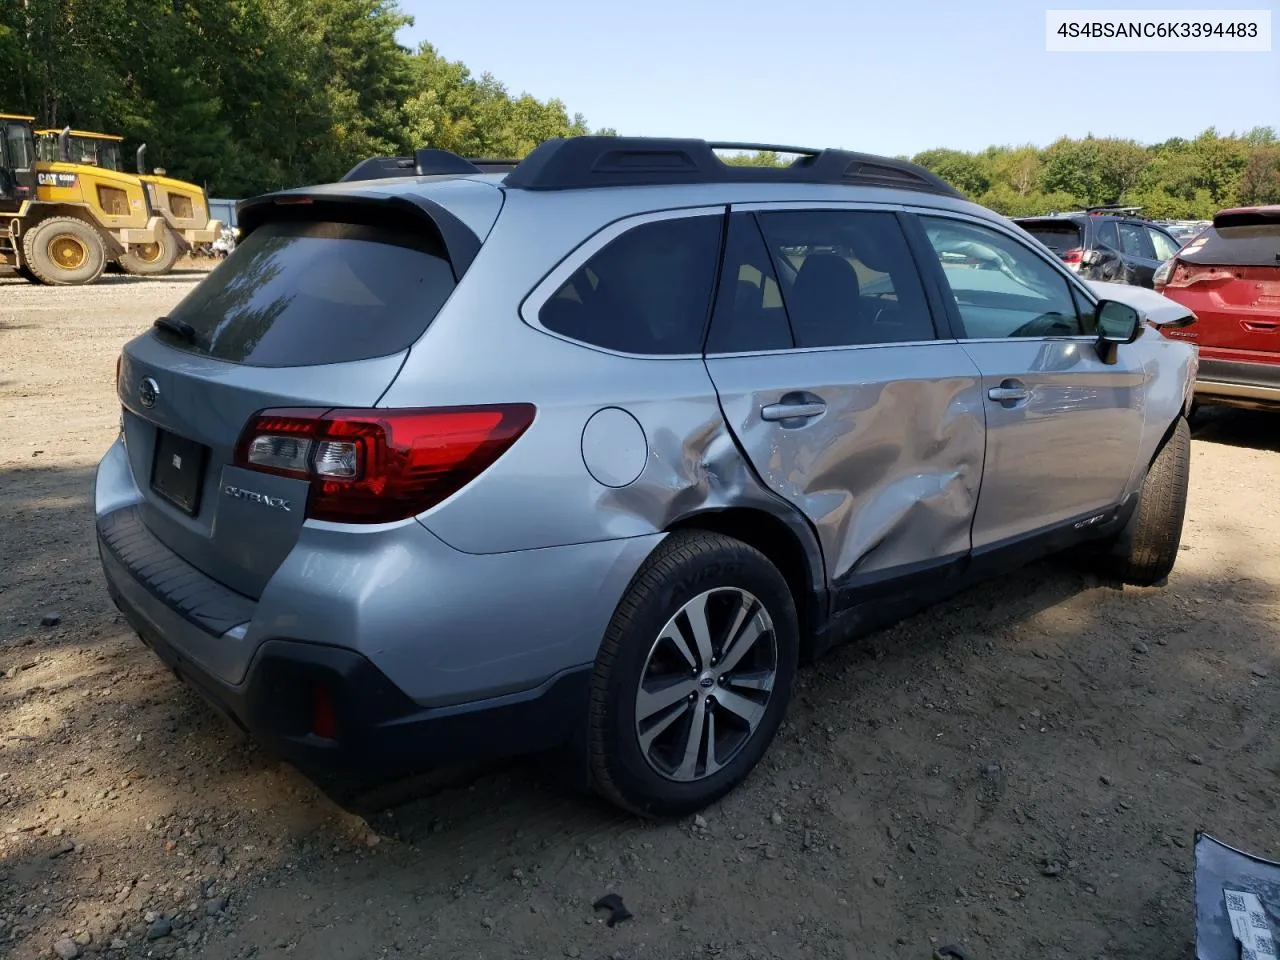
664,506,828,661
20,204,121,255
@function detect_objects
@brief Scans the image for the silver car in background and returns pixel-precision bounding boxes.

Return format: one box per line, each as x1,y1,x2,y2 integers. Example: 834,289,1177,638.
96,137,1197,817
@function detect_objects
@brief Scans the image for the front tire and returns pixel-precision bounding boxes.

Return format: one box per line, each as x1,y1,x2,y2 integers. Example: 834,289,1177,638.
588,531,798,818
1107,416,1190,586
22,217,107,286
117,227,181,276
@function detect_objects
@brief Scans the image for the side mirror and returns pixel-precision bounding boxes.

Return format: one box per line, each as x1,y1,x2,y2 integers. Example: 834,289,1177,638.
1096,300,1142,343
1094,299,1142,364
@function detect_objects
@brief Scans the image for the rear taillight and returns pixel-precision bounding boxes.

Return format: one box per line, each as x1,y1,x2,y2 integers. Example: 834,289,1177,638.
1153,259,1174,290
234,404,536,523
1061,248,1084,265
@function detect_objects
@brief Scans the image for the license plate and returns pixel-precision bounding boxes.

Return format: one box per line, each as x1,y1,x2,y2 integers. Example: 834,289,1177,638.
150,429,209,516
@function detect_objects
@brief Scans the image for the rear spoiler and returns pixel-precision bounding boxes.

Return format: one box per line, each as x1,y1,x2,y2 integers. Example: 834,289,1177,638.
1213,207,1280,230
339,149,519,182
235,190,482,281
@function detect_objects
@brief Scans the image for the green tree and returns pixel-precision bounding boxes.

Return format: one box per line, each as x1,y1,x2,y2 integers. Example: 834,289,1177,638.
1239,147,1280,205
911,148,990,197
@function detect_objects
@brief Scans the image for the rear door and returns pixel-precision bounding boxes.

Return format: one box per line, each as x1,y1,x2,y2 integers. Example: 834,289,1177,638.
703,205,986,608
913,212,1145,552
115,191,497,598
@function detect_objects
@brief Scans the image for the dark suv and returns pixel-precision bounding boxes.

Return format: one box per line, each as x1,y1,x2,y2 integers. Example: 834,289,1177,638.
1014,210,1183,288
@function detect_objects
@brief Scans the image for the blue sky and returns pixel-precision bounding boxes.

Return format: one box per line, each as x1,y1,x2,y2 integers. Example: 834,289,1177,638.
397,0,1278,157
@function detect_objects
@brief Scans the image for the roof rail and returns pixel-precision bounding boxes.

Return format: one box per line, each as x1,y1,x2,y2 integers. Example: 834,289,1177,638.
1086,204,1143,216
339,148,521,183
500,137,965,197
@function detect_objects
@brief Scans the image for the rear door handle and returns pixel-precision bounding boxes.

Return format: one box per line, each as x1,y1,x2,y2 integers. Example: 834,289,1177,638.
761,396,827,422
988,380,1030,404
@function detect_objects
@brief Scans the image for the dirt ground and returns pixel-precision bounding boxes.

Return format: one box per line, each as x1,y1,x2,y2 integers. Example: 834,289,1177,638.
1,270,1277,960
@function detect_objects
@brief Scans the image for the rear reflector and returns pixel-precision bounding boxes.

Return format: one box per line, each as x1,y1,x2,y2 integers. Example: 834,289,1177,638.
234,404,536,523
311,683,338,740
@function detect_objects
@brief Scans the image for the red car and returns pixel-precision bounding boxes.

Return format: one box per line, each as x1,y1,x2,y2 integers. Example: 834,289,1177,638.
1155,205,1280,410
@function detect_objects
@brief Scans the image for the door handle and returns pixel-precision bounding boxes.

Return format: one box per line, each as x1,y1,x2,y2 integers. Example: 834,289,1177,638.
988,380,1030,404
761,398,827,422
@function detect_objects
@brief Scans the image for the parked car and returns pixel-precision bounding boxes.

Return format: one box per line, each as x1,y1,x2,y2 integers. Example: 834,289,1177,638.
96,137,1198,817
1154,205,1280,411
1014,212,1183,288
1156,220,1211,245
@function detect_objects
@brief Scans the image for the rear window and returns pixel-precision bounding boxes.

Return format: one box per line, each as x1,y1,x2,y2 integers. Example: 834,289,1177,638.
1019,221,1082,255
1182,218,1280,268
158,220,456,366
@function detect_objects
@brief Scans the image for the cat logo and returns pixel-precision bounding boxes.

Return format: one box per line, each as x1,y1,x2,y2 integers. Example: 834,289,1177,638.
36,172,78,188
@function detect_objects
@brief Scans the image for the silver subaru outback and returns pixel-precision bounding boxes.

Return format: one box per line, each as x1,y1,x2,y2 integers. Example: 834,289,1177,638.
96,137,1198,817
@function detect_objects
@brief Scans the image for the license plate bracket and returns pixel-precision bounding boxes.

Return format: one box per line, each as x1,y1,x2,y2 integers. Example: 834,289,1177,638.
150,429,209,516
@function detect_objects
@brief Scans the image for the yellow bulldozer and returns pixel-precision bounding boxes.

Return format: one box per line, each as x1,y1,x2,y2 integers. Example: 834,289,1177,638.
0,113,221,285
35,128,221,271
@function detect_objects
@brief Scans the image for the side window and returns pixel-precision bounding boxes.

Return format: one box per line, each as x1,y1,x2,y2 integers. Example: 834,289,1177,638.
538,215,722,355
753,210,935,348
4,123,33,169
920,216,1087,339
1117,221,1156,259
1147,227,1180,261
706,213,794,353
1094,219,1119,249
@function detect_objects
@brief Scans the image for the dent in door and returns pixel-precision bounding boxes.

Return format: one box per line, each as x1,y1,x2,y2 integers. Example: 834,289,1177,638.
712,349,986,586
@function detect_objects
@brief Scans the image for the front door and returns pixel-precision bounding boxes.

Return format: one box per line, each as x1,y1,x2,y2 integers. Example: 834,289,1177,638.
914,213,1146,553
703,206,987,609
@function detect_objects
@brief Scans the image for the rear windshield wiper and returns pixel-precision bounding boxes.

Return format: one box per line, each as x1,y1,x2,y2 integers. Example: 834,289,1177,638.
153,316,196,342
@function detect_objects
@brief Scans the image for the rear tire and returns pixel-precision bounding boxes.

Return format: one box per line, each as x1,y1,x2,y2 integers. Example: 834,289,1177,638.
16,264,40,284
1106,416,1190,586
588,530,798,818
22,217,107,286
117,226,181,276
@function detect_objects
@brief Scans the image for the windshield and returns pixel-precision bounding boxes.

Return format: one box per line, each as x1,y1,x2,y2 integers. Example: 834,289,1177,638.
36,134,123,170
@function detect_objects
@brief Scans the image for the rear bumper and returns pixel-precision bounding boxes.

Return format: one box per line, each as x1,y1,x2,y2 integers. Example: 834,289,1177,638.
93,437,659,780
104,560,591,777
1195,357,1280,407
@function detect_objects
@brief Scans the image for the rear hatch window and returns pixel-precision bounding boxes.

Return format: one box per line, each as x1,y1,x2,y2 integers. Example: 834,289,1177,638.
1018,220,1083,256
156,220,457,366
1182,210,1280,268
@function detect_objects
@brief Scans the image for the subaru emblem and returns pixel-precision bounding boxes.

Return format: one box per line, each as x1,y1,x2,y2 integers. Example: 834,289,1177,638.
138,377,160,409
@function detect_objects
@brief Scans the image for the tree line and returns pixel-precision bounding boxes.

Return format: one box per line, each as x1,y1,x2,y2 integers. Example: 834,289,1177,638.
2,2,1274,217
0,0,612,196
730,129,1280,219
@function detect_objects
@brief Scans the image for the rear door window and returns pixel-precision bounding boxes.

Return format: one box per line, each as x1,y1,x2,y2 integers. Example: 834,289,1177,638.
754,210,936,348
706,213,794,353
159,220,457,366
537,215,723,355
